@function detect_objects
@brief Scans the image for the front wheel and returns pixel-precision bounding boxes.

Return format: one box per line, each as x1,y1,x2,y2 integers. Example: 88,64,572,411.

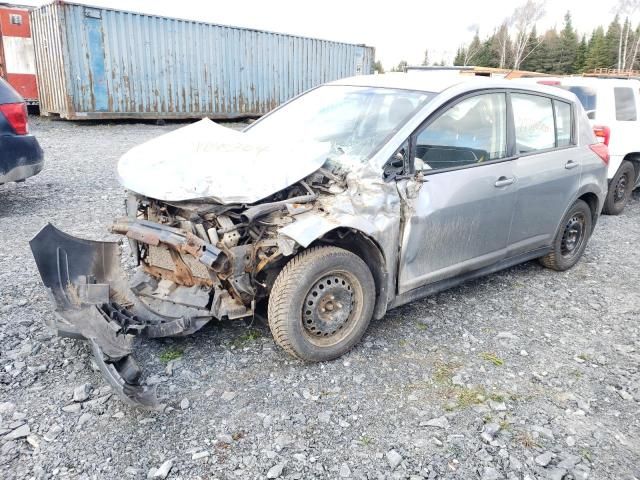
603,161,635,215
539,199,592,271
267,246,375,362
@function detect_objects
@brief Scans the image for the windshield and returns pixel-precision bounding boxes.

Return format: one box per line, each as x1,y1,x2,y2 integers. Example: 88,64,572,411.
246,85,433,165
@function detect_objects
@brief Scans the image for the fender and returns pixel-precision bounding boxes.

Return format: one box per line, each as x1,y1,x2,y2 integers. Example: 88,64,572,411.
279,213,393,320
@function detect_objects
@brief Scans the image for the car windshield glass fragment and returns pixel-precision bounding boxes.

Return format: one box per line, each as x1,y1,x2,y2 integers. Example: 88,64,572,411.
246,85,433,165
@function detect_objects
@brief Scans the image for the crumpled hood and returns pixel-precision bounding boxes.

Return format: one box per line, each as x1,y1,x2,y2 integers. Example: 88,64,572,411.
118,118,330,204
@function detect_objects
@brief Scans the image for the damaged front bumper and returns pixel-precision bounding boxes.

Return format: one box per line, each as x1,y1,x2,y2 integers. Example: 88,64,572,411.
29,223,221,409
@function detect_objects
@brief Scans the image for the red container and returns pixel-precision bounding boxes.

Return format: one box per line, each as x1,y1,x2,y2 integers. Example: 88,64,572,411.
0,6,38,103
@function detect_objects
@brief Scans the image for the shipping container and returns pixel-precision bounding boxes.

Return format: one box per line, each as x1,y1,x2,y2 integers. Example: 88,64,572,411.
30,1,375,120
0,4,38,103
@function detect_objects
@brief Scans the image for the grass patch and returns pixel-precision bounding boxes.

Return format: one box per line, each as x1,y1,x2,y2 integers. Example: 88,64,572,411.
232,328,262,348
517,431,538,449
433,361,462,384
159,346,184,364
480,352,504,366
360,435,374,446
455,386,486,408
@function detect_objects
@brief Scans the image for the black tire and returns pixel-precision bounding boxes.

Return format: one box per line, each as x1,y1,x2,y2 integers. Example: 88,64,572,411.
603,161,636,215
267,246,375,362
539,199,592,271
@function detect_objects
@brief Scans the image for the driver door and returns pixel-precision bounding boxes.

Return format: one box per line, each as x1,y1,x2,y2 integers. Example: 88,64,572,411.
397,91,518,294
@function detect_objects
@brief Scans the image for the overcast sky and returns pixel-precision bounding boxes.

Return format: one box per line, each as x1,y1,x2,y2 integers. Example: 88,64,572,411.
19,0,624,68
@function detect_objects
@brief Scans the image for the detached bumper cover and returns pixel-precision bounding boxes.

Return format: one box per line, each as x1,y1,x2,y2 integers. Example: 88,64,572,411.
29,224,163,408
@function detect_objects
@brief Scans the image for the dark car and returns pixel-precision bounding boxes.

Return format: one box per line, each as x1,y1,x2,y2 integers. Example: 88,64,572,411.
0,77,43,185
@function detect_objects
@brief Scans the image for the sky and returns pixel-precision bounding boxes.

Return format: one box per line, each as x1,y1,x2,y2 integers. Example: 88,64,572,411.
16,0,624,69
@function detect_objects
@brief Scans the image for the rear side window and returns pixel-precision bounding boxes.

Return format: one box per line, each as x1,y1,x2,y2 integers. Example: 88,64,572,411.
554,100,572,147
614,87,637,121
511,93,555,153
562,86,597,119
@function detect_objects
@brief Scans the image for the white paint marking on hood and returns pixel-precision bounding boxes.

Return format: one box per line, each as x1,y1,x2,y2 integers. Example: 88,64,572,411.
117,118,330,204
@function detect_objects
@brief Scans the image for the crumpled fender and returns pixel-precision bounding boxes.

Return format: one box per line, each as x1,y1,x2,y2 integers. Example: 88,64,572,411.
30,224,162,409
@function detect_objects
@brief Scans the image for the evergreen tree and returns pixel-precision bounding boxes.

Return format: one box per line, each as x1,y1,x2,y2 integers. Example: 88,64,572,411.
574,35,588,72
421,49,430,66
453,47,465,66
372,60,384,74
605,15,621,69
555,12,579,74
585,26,610,70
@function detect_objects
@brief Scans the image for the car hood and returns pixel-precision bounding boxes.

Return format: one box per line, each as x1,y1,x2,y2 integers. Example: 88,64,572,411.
118,118,331,204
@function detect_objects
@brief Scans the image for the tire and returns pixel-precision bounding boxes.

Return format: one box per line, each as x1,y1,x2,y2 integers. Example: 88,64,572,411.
539,199,592,271
603,161,636,215
267,246,375,362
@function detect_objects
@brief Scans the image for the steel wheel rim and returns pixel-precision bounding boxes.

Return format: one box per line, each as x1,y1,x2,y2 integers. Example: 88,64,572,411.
614,173,629,203
302,271,361,347
560,213,586,258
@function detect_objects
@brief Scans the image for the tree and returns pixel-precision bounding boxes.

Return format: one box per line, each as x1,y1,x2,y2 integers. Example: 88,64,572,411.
391,60,408,72
511,0,546,69
574,35,588,72
520,26,543,71
555,11,579,74
453,47,466,66
585,26,610,70
463,30,483,65
372,60,384,74
421,49,430,66
495,20,512,68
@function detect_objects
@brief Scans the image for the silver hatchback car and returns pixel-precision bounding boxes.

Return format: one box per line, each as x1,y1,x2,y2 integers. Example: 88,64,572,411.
31,74,608,407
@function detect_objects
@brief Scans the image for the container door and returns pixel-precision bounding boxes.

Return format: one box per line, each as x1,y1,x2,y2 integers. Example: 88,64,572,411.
83,8,108,111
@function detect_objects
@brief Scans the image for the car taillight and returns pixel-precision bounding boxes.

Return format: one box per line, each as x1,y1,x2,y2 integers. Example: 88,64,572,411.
537,80,561,86
590,143,609,165
592,125,610,146
0,102,28,135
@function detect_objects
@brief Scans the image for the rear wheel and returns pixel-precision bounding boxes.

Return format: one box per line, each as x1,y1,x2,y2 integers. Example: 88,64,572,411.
603,161,635,215
268,246,375,362
539,199,592,271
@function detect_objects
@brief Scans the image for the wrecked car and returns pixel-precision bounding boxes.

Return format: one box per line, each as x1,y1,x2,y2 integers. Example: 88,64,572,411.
30,74,608,408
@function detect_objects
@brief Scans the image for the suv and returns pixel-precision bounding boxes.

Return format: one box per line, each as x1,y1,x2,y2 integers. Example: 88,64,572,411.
0,77,44,185
521,76,640,215
30,75,608,408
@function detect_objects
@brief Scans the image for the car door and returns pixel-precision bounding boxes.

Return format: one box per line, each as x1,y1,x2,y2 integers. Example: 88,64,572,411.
397,91,518,294
507,92,582,254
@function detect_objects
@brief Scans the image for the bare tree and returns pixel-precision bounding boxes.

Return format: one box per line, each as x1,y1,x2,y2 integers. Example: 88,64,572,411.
615,0,640,69
495,20,512,68
511,0,546,70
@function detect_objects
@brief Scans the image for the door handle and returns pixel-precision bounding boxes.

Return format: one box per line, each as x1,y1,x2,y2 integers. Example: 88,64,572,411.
565,160,579,170
494,176,515,187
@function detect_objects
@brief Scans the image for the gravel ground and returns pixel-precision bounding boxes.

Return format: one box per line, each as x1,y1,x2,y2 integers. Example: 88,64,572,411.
1,116,639,480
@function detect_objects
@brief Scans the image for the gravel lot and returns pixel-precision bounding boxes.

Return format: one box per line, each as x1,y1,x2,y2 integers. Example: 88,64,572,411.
1,116,639,480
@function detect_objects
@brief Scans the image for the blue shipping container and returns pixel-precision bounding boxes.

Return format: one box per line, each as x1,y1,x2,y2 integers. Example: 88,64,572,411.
30,1,375,120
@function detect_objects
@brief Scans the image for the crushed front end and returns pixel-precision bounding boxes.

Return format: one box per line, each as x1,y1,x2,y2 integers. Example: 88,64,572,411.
29,174,338,408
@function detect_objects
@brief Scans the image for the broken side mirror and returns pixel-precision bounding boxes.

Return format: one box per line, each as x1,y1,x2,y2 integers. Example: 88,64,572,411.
383,145,408,181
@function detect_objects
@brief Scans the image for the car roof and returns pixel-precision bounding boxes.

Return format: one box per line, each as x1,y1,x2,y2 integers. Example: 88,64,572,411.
330,72,578,102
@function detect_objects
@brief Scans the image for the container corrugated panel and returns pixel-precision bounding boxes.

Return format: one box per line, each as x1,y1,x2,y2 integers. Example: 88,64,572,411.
30,1,375,120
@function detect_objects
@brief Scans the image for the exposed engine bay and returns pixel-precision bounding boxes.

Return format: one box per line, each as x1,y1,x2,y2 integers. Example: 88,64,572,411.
117,168,346,323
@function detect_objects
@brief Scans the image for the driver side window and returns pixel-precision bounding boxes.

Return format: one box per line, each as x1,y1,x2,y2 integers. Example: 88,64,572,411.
414,93,508,171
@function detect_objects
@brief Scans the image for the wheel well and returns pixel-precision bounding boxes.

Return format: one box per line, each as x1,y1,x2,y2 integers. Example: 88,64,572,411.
311,228,389,320
622,153,640,182
577,192,599,231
